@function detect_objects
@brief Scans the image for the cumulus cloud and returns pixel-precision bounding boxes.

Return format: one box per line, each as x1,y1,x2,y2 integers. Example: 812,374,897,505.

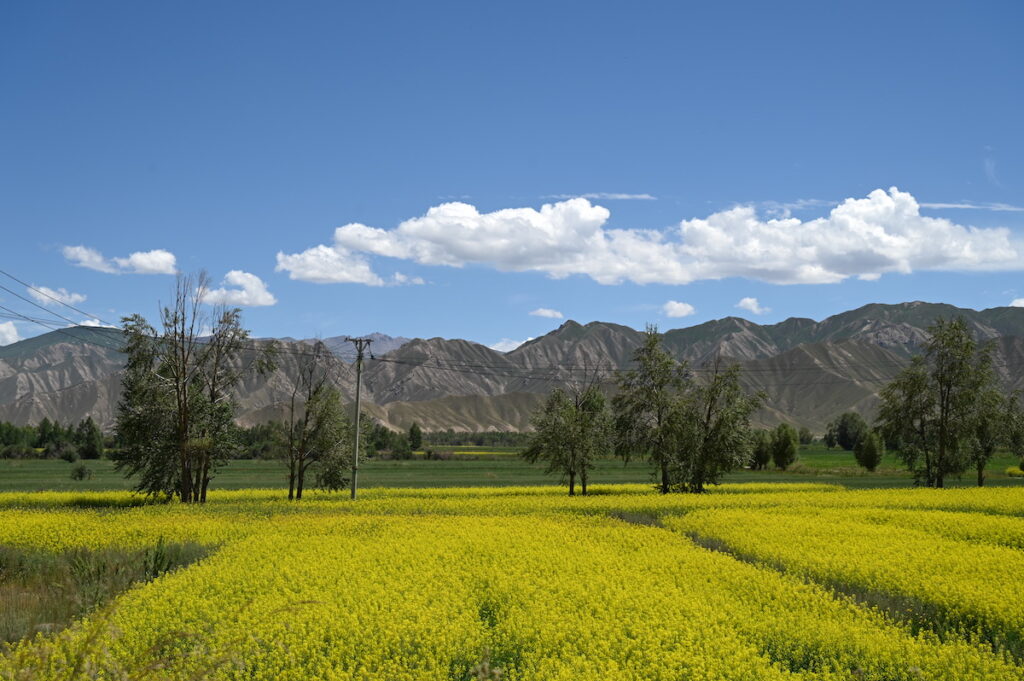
279,188,1023,287
275,245,421,286
662,301,696,318
0,322,20,346
28,285,86,307
1010,298,1024,308
77,319,118,328
530,307,564,319
490,337,532,352
736,297,769,315
201,271,277,307
63,246,177,275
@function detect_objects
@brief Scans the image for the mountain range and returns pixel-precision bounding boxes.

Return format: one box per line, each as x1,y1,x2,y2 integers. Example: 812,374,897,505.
2,302,1023,433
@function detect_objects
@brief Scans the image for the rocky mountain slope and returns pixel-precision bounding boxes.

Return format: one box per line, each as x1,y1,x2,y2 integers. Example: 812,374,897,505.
2,302,1022,432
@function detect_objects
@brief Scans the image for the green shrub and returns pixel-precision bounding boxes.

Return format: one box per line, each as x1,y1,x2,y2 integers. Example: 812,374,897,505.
70,463,93,481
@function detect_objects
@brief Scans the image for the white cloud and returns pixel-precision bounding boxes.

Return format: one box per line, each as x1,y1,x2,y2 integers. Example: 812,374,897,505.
662,301,696,318
279,188,1023,287
920,201,1024,212
529,307,564,319
62,246,115,273
490,337,532,352
545,192,656,201
63,246,177,275
28,285,86,307
0,322,20,346
77,319,118,328
736,297,769,315
275,245,422,286
1010,298,1024,308
201,271,277,307
112,250,177,274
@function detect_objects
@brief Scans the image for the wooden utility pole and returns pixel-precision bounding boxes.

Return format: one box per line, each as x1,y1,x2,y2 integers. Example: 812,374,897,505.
345,337,372,500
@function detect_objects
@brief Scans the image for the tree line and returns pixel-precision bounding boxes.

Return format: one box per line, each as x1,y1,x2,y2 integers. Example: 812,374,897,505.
524,327,764,495
0,416,105,460
523,318,1024,494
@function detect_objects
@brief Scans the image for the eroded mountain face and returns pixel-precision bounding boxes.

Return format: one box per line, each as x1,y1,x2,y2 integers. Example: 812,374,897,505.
3,302,1022,432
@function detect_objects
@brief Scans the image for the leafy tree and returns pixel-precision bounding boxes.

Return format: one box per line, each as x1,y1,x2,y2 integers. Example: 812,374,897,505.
823,422,838,449
751,430,772,470
392,434,413,460
771,423,798,470
113,272,273,502
797,426,813,446
968,383,1004,487
408,422,423,451
613,326,689,494
34,417,61,449
827,412,868,451
1005,392,1024,472
524,383,611,496
877,317,996,488
853,431,883,472
74,417,104,460
669,358,763,492
283,340,345,499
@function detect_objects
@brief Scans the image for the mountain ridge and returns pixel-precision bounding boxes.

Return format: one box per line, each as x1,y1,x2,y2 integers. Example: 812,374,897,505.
2,302,1023,432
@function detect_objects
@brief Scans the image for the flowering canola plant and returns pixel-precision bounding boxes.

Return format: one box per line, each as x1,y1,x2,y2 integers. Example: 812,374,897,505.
2,483,1024,680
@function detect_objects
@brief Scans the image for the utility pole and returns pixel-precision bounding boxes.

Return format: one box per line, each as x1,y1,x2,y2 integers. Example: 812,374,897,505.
345,337,372,500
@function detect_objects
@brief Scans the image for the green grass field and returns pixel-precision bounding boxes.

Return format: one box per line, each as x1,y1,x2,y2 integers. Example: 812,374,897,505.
2,443,1022,492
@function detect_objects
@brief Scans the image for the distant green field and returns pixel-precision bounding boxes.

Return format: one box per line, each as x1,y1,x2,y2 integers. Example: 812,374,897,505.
1,442,1022,492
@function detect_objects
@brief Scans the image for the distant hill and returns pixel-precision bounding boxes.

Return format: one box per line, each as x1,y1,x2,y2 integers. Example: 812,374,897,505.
2,302,1023,432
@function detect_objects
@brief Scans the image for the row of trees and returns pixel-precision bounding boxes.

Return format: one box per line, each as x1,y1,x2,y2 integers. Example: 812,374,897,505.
524,317,1024,494
525,327,763,495
0,417,105,460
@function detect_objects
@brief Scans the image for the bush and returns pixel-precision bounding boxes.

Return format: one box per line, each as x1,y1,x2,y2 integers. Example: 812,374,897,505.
797,427,813,445
854,432,883,472
1,443,34,459
70,464,93,480
57,444,80,463
1007,466,1024,478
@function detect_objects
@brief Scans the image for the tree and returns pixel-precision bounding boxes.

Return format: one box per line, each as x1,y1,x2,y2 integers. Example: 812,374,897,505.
877,317,996,488
283,340,345,500
669,358,763,492
73,417,104,460
1005,392,1024,472
854,431,883,472
613,326,689,494
967,382,1004,487
823,422,838,449
827,412,868,451
751,430,772,470
524,383,611,496
797,426,813,446
113,272,273,502
408,422,423,451
771,423,798,470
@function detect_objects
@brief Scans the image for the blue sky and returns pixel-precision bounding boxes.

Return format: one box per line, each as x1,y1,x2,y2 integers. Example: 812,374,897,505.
2,1,1022,350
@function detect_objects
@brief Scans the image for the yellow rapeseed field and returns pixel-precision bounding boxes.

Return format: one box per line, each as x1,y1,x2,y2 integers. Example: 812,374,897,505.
2,482,1024,680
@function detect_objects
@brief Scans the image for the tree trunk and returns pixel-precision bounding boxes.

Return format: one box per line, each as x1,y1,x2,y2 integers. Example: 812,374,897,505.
581,470,588,496
568,470,575,496
288,460,296,501
296,463,305,500
977,463,985,487
660,459,669,494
